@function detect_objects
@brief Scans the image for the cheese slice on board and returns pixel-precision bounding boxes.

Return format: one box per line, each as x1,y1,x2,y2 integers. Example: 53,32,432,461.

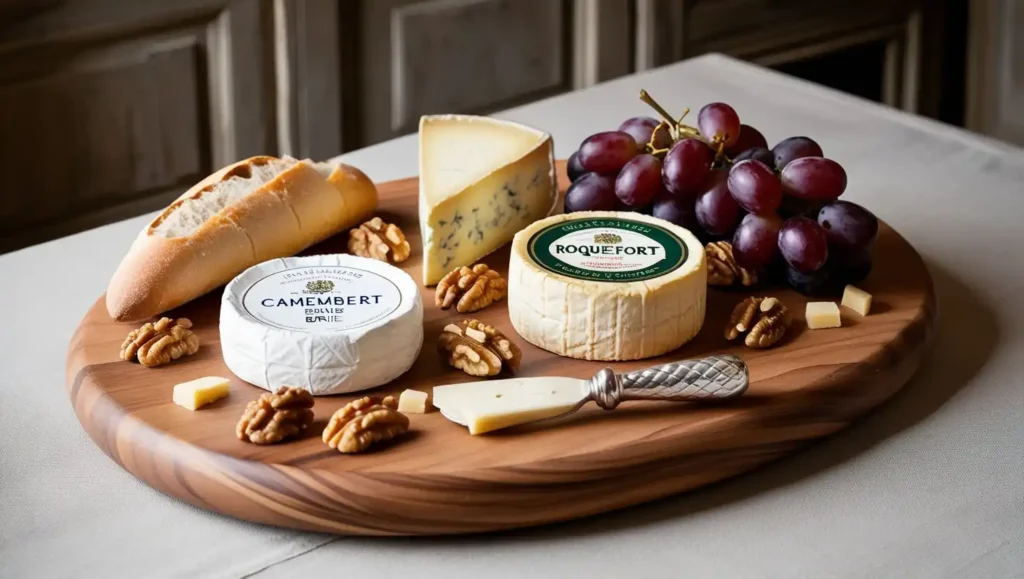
508,211,706,361
433,377,587,435
418,114,558,286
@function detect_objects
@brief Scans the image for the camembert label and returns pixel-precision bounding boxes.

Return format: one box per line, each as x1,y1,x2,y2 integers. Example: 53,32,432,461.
241,265,402,332
527,217,688,282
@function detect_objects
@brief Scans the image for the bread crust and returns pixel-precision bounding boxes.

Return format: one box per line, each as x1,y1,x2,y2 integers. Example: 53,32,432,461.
106,156,378,322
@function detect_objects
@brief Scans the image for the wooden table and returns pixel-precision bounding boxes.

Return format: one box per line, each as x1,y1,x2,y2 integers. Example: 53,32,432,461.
3,54,1023,577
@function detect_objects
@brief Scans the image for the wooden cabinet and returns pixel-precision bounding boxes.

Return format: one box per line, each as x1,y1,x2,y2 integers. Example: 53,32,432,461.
635,0,938,114
0,0,965,253
279,0,632,156
0,0,276,253
966,0,1024,146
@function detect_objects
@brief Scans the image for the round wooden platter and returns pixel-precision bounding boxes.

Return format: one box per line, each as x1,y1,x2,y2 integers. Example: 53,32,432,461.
67,163,936,536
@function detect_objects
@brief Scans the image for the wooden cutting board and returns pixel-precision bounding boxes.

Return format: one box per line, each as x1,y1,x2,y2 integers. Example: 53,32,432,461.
66,163,935,536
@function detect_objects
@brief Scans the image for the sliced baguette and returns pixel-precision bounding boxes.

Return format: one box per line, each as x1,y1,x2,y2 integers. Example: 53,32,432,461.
106,156,377,322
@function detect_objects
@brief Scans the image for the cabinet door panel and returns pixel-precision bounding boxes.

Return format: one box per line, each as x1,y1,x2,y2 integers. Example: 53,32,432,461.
0,39,204,231
967,0,1024,146
0,0,274,253
357,0,569,145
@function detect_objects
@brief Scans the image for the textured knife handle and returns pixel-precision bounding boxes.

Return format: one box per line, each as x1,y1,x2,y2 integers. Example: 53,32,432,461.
588,354,748,410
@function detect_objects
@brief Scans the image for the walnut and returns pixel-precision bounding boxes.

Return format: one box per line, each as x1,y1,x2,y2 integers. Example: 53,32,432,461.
120,317,200,367
437,320,520,376
236,386,315,445
725,297,763,341
725,296,790,349
460,319,521,370
347,217,411,264
706,241,757,287
322,396,409,454
435,263,507,313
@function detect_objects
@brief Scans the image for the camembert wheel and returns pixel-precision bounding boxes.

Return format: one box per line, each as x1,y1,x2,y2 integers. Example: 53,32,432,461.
508,211,706,361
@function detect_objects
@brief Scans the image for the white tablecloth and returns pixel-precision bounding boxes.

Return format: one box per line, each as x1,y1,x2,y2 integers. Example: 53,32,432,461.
3,54,1023,578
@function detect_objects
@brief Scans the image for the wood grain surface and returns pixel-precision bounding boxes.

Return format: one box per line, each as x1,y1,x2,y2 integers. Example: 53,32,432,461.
66,163,936,536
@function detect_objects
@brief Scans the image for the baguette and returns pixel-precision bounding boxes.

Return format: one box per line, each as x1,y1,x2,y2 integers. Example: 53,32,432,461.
106,156,378,322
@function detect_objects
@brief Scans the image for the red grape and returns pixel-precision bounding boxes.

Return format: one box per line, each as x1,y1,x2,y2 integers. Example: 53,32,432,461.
733,147,774,167
567,151,587,182
615,154,664,208
727,159,783,215
662,138,713,199
778,195,821,219
778,217,829,273
786,265,841,297
732,213,782,270
772,136,823,170
830,246,873,285
651,192,698,230
725,124,768,156
618,116,673,152
781,157,847,201
578,131,638,175
564,173,618,212
694,170,740,236
817,201,878,250
697,103,741,148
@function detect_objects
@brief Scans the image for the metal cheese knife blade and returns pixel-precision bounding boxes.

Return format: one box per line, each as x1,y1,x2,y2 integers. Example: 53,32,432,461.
433,354,748,435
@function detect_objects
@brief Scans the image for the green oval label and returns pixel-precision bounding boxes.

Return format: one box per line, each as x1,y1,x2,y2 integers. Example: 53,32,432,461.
527,217,688,282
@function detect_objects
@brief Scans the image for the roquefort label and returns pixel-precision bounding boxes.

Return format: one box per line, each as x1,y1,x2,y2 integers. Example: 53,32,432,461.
527,217,687,282
241,265,402,332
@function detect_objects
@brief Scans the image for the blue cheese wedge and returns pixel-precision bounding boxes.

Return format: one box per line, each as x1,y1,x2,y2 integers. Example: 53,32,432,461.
418,115,558,286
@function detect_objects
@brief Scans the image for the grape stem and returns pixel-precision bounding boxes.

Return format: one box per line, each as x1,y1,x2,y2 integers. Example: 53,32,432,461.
646,122,670,155
639,90,677,126
638,89,706,146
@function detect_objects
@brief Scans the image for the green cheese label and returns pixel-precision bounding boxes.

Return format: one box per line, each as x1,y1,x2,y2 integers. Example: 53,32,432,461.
527,217,688,282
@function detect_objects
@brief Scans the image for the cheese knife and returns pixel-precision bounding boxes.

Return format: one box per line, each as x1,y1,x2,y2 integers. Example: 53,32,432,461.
433,354,748,434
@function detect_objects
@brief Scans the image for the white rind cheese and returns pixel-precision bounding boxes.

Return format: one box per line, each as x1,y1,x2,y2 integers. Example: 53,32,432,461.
508,211,706,361
220,254,423,395
418,114,558,286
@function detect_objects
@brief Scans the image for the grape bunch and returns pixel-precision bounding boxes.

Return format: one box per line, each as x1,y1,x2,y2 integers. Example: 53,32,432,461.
563,90,879,296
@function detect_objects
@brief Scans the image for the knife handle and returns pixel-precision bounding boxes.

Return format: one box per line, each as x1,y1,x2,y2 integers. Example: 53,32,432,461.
588,354,749,410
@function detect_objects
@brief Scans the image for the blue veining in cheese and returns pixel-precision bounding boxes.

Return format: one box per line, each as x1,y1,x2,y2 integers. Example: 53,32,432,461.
418,115,558,285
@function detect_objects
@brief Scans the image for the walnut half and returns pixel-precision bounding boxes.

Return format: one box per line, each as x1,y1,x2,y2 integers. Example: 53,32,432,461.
725,296,791,349
322,396,409,454
347,217,411,264
706,241,757,287
437,319,520,377
435,264,507,313
119,317,200,367
236,386,315,445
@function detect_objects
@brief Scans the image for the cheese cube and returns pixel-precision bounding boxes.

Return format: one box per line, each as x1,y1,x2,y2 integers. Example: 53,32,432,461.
172,376,230,410
841,285,872,316
805,302,842,329
398,389,429,414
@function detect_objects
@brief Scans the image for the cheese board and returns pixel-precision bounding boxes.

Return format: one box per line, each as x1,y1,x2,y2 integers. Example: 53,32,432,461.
67,161,935,536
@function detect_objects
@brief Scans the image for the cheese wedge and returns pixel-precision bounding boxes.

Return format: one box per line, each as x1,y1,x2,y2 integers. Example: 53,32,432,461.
433,377,586,435
172,376,230,410
418,115,558,286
